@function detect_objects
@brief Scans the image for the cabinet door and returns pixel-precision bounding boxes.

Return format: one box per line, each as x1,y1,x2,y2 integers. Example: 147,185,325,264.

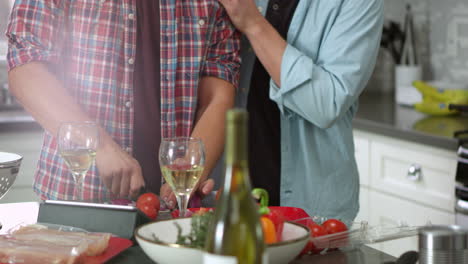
370,137,456,212
0,130,43,203
368,190,454,257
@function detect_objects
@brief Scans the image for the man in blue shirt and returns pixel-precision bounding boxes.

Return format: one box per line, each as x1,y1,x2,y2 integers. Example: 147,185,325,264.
220,0,384,220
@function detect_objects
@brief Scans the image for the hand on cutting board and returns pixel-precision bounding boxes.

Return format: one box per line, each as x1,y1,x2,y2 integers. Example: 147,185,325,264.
160,179,215,210
95,137,145,199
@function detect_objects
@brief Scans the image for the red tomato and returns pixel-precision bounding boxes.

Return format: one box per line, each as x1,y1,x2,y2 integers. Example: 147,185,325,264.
322,219,348,234
139,204,157,220
309,223,328,237
136,192,160,219
302,223,327,255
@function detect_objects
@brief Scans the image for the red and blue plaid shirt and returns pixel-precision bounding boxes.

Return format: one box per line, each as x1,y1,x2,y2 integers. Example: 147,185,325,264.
6,0,241,201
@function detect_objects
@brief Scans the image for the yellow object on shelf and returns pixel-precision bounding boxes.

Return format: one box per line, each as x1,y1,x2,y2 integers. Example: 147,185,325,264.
413,81,468,116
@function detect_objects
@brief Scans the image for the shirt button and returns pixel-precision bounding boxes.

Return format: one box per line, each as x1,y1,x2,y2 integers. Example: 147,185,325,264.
125,147,132,153
257,6,263,12
198,19,205,26
128,13,135,20
272,3,279,11
125,100,132,108
128,58,134,65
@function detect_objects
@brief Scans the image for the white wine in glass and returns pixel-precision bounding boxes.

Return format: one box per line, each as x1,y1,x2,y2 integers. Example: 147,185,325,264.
58,122,99,200
159,137,205,217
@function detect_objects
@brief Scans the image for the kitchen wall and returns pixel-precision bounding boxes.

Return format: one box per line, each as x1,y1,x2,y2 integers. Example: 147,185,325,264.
383,0,468,83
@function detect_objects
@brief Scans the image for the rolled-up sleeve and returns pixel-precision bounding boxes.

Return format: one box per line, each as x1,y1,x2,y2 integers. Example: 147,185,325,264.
201,6,241,88
6,0,65,71
270,0,384,128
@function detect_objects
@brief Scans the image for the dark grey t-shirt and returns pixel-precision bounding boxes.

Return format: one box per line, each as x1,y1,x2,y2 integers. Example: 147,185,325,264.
133,0,162,193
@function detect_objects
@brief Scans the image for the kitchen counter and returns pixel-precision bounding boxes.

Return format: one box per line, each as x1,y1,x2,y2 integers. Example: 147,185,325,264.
0,109,42,132
2,91,467,150
354,92,468,151
110,244,397,264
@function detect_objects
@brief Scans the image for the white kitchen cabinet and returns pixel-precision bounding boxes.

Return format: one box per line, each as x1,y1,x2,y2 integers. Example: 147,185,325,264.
368,190,454,257
0,129,43,203
353,130,456,257
369,135,456,212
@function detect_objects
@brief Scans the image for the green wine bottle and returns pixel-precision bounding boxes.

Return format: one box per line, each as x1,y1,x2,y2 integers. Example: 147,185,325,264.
204,109,266,264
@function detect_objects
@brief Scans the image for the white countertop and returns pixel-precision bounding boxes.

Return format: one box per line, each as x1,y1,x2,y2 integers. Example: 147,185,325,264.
0,202,39,234
0,110,35,123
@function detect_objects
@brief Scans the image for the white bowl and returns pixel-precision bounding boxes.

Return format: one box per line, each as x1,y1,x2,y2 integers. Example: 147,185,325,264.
135,217,309,264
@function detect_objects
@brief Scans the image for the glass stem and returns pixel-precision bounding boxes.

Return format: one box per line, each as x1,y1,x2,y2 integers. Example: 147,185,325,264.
72,172,86,201
176,193,191,218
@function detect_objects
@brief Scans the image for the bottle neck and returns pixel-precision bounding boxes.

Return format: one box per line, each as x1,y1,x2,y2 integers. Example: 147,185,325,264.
225,120,248,166
224,110,250,190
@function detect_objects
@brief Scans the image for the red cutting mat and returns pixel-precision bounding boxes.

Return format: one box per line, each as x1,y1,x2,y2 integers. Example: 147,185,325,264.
84,237,133,264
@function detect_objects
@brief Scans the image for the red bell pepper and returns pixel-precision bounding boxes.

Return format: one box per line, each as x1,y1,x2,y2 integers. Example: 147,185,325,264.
252,188,285,241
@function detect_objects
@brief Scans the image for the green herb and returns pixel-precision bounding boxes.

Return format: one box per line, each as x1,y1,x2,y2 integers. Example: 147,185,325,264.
151,211,214,249
175,211,214,249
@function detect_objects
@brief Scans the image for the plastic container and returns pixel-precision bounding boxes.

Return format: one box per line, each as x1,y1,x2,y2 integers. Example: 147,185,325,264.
294,216,421,254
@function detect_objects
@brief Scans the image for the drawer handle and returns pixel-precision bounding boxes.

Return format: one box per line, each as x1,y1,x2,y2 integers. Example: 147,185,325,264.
407,164,422,181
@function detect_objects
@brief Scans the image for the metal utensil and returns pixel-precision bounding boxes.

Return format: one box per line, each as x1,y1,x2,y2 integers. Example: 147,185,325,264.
0,152,23,230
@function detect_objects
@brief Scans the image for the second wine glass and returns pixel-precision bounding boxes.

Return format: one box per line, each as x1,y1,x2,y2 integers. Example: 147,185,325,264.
58,122,99,201
159,137,205,217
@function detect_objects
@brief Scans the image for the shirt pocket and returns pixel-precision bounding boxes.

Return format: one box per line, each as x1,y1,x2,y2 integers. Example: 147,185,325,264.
68,0,124,55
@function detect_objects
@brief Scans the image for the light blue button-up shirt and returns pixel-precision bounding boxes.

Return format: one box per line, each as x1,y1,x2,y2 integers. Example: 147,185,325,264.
237,0,384,221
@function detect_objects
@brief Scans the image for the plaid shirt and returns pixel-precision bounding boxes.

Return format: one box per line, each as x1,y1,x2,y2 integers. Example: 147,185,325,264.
6,0,241,201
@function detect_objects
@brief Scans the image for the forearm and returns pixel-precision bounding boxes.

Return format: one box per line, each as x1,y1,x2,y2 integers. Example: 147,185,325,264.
244,18,287,87
8,62,115,149
191,77,235,182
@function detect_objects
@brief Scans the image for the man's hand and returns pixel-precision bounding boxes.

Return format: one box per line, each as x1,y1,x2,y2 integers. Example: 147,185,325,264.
95,138,145,199
160,179,215,210
218,0,265,35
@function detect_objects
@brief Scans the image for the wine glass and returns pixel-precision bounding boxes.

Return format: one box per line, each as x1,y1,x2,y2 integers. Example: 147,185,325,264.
159,137,205,217
58,122,99,200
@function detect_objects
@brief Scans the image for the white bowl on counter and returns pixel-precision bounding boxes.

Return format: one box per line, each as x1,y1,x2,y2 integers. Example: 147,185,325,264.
135,217,309,264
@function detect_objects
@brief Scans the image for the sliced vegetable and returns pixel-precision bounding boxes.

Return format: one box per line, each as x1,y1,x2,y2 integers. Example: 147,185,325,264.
260,217,277,244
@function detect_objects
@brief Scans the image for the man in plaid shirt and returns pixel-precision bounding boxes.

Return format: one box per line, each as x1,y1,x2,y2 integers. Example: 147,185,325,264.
6,0,241,203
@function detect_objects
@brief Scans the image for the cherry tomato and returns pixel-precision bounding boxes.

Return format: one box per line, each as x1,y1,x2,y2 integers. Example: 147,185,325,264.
260,217,278,244
309,223,328,237
302,223,327,255
139,204,157,220
136,192,160,219
322,219,347,234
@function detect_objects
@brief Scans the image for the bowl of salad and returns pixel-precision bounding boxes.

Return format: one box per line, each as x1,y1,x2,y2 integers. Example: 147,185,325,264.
135,210,310,264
